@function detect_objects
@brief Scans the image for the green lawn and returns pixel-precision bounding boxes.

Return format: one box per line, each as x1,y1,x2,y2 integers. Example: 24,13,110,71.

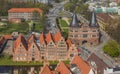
0,55,43,66
60,19,68,27
0,54,70,66
0,21,44,35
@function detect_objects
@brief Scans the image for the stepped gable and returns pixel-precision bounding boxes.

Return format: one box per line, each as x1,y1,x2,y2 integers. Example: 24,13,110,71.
71,55,91,74
28,40,39,50
56,61,71,74
14,34,27,51
41,65,52,74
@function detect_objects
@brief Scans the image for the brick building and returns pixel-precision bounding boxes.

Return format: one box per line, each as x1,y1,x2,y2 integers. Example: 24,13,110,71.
68,11,100,46
8,8,42,22
40,55,95,74
13,31,78,61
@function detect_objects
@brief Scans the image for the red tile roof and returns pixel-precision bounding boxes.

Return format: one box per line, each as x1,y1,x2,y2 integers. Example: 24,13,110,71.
3,35,13,40
45,32,53,44
72,55,91,74
56,62,71,74
28,34,37,43
41,65,52,74
40,33,45,44
66,38,72,47
87,53,109,74
14,34,27,51
28,41,39,50
8,8,42,13
53,31,62,42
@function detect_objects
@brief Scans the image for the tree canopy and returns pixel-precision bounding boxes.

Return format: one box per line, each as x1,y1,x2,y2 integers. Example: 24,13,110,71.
64,0,90,20
103,40,120,57
0,0,51,16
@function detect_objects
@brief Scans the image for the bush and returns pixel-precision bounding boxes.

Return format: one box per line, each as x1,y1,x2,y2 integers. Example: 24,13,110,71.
103,40,120,57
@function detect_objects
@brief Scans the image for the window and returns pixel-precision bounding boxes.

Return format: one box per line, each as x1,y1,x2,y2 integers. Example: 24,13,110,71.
75,30,78,32
83,34,88,38
83,30,88,32
92,35,96,37
93,30,96,32
70,30,73,32
70,35,73,37
75,35,78,37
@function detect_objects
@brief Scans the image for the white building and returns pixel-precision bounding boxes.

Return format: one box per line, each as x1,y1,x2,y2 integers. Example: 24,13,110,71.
38,0,53,4
104,67,120,74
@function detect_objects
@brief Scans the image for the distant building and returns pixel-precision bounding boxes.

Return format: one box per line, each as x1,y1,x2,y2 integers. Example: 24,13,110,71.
38,0,50,4
68,11,100,46
13,31,78,61
8,8,42,23
104,67,120,74
96,13,113,30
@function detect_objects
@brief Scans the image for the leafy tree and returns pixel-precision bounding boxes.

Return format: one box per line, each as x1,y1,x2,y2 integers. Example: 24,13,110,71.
103,40,120,57
105,17,120,44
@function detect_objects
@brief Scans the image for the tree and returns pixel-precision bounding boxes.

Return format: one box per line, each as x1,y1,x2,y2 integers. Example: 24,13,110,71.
105,17,120,44
103,40,120,57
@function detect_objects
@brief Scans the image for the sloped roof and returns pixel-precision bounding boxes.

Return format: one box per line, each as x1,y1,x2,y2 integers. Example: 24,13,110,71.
45,32,53,44
40,33,45,44
28,34,37,43
8,8,42,13
96,13,112,24
53,31,62,42
28,41,39,50
70,12,79,27
87,53,109,74
89,11,99,28
3,35,13,40
66,38,72,47
56,62,71,74
72,55,91,74
14,34,27,51
41,65,52,74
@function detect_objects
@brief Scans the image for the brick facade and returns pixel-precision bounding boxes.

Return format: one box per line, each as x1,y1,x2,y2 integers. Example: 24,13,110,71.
8,8,42,22
13,31,78,61
68,12,100,46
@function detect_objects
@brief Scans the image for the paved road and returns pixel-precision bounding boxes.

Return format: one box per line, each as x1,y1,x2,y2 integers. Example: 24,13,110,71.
45,1,68,34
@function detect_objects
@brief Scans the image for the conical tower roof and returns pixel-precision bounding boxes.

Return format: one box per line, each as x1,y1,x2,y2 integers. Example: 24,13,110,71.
70,12,79,27
89,11,99,28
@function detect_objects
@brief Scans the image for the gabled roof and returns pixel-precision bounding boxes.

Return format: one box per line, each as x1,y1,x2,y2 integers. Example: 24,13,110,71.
70,12,79,27
41,65,52,74
89,11,99,28
53,31,62,42
40,33,45,44
87,53,109,74
3,35,13,40
14,34,27,51
8,8,42,13
66,38,72,47
56,62,71,74
28,41,39,50
45,32,53,44
28,34,37,43
72,55,91,74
